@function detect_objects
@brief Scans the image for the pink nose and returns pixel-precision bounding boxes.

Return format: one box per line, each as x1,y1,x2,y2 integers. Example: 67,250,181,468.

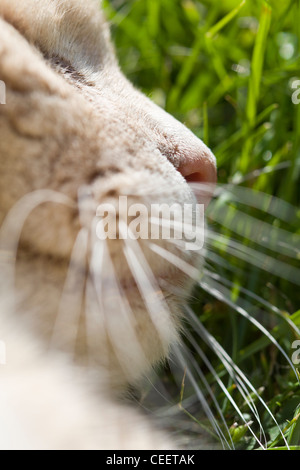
144,100,217,207
177,144,217,209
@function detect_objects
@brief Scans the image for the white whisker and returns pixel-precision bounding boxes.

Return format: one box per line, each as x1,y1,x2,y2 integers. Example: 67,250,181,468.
198,278,299,384
203,249,246,276
50,228,88,352
185,306,290,449
119,221,178,352
206,183,298,224
207,202,299,259
171,343,233,450
180,330,235,449
203,269,300,335
149,242,201,280
185,315,268,448
205,230,300,286
89,234,151,383
0,190,74,310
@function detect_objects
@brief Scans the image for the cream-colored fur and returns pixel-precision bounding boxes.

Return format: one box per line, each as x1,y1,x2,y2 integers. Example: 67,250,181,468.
0,0,216,449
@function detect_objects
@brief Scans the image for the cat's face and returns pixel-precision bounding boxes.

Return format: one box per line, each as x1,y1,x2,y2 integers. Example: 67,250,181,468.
0,0,216,390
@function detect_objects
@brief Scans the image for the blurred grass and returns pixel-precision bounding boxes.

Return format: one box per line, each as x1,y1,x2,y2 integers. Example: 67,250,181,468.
103,0,300,449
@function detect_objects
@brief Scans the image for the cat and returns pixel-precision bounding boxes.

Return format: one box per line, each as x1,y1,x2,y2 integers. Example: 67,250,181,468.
0,0,217,449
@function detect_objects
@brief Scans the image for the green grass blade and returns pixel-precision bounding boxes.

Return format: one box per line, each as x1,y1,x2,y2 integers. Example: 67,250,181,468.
287,406,300,446
246,2,272,127
206,0,247,39
240,1,272,173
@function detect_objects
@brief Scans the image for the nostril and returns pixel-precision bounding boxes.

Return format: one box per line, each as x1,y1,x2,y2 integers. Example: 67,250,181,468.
153,107,217,206
178,146,217,209
178,149,217,184
183,170,215,184
184,172,208,187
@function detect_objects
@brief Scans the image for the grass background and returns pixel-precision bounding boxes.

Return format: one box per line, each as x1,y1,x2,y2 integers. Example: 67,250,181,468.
103,0,300,449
